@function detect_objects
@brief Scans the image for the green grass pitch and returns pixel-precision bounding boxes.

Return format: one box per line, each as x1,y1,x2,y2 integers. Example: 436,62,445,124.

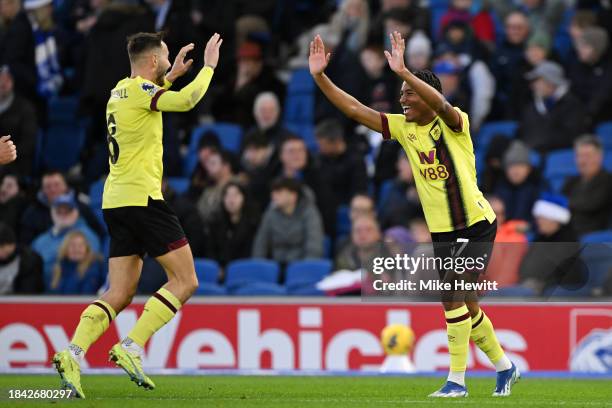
1,375,611,407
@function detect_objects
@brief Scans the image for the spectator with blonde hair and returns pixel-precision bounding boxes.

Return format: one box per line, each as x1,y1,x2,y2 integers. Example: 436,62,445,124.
49,230,104,294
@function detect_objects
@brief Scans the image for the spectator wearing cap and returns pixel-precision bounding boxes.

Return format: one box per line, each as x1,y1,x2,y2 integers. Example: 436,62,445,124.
0,222,43,294
31,193,101,284
489,11,531,120
562,135,612,237
244,92,292,149
518,61,588,153
252,177,324,265
494,140,543,222
19,170,104,244
568,26,612,124
0,66,38,176
48,230,104,294
212,41,285,129
406,32,432,71
519,193,582,294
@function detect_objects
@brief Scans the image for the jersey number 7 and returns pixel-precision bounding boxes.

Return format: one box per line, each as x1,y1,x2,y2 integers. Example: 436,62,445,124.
107,113,119,164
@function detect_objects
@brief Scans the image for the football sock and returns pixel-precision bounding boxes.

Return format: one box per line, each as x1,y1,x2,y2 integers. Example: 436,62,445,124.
128,288,182,348
445,305,471,386
470,309,512,372
70,300,117,353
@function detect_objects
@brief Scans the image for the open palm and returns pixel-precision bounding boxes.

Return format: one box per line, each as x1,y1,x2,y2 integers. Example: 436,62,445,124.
384,31,406,73
309,35,330,75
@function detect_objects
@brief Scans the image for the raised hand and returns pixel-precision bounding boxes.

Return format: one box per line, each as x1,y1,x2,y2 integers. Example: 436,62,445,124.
0,135,17,165
204,33,223,70
309,35,330,76
166,43,195,83
384,31,407,74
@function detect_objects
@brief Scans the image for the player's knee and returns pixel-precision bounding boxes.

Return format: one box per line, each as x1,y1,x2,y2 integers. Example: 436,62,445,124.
105,286,137,310
466,302,480,318
185,275,199,297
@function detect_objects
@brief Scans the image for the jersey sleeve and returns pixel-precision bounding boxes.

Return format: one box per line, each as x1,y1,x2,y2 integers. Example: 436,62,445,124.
152,66,214,112
448,106,470,136
379,113,407,141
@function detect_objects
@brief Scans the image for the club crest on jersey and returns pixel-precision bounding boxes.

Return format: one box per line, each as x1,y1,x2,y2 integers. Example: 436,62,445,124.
429,122,442,140
141,82,159,97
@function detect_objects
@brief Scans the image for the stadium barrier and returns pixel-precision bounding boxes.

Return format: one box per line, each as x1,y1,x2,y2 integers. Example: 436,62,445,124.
1,297,610,374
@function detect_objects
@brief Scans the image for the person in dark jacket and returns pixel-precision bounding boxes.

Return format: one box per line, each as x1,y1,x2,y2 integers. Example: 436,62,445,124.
518,61,588,153
562,135,612,236
0,222,43,294
0,173,28,234
379,152,422,229
252,177,324,265
568,26,612,125
206,181,260,266
48,230,104,294
519,194,583,294
494,140,543,223
243,92,293,149
19,170,105,244
241,131,280,211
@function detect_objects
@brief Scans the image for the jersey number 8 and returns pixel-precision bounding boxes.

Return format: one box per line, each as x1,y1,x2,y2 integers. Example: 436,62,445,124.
107,114,119,164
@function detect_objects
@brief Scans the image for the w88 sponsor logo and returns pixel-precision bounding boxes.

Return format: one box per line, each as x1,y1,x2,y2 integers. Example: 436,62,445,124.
419,165,449,181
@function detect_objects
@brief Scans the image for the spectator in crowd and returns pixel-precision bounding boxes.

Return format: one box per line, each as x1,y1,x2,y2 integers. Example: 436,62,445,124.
241,131,279,211
206,181,260,266
491,0,566,42
439,0,496,47
245,92,292,149
379,152,421,229
518,61,588,153
48,230,104,294
568,26,612,124
370,1,430,45
0,173,27,233
161,178,206,257
494,140,542,222
328,0,370,53
480,135,512,193
20,170,104,244
315,119,368,229
196,148,236,225
519,193,582,294
489,11,531,119
485,195,529,288
252,177,324,265
0,0,38,112
406,31,432,71
212,41,285,128
350,193,376,223
0,66,37,176
432,59,470,118
31,194,100,283
562,135,612,236
278,134,333,234
356,42,399,114
188,131,221,199
335,215,385,271
0,222,43,294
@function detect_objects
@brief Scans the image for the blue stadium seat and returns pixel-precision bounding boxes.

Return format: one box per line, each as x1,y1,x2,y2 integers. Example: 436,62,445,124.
605,151,612,172
288,284,325,296
544,149,577,192
553,9,575,63
225,259,280,290
286,68,314,94
476,121,518,151
285,122,317,151
231,282,287,296
196,283,227,296
596,122,612,149
89,178,105,208
184,123,243,176
285,259,332,291
580,230,612,244
40,124,86,171
284,68,315,126
336,205,351,238
194,258,220,284
377,179,394,212
48,96,79,124
166,177,189,195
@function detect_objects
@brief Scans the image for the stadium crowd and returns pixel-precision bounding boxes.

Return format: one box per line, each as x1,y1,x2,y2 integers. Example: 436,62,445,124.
1,0,612,296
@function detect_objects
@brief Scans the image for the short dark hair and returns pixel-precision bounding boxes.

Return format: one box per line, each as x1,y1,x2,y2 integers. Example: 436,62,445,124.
0,222,16,245
412,69,442,93
127,32,164,62
574,134,603,151
243,131,270,149
271,177,301,195
315,119,344,141
280,134,305,148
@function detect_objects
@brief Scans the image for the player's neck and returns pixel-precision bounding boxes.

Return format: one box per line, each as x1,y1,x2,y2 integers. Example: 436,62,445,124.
130,68,155,82
415,111,436,126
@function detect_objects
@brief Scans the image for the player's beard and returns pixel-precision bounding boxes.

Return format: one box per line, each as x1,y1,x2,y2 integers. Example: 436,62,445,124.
154,66,167,86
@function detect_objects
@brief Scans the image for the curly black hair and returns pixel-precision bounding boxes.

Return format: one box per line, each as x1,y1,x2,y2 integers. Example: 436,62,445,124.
412,69,443,94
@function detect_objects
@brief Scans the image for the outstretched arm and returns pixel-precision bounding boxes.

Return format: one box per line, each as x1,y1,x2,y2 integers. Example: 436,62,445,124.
384,31,462,131
309,35,381,132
